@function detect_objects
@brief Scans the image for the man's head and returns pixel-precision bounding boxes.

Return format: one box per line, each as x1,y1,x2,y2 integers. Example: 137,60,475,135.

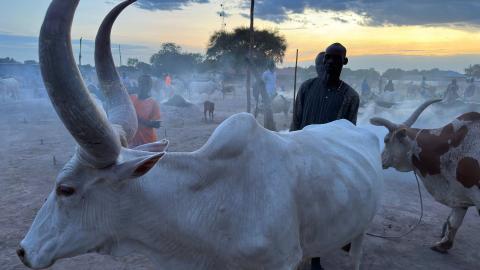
323,43,348,80
267,60,275,71
138,75,152,99
315,52,325,77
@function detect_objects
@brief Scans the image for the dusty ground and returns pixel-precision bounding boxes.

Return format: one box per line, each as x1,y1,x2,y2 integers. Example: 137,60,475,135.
0,93,479,270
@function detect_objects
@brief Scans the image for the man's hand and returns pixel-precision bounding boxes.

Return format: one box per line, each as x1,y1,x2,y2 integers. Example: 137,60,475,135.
138,119,161,128
150,120,161,129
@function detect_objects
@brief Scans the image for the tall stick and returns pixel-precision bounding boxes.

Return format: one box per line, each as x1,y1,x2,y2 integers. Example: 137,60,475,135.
246,0,254,113
79,37,82,66
118,44,122,67
293,49,299,106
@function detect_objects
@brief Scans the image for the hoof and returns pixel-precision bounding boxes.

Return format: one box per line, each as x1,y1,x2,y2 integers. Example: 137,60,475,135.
430,244,449,254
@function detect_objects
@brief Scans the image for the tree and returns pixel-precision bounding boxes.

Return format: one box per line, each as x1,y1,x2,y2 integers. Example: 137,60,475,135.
127,58,139,67
136,62,152,75
24,60,38,65
0,57,19,64
466,64,480,78
150,42,203,76
206,27,287,74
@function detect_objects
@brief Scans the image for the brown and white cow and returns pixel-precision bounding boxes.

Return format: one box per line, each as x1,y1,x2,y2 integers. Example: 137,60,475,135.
370,99,480,253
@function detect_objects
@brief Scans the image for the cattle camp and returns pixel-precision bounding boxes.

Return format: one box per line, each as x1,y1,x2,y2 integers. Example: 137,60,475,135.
1,1,480,270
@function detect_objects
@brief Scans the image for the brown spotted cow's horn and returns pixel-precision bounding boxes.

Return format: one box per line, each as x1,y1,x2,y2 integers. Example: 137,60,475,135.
95,0,138,146
39,0,121,168
403,99,442,127
369,117,398,132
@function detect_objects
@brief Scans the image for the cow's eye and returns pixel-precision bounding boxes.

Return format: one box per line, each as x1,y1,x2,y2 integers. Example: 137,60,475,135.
56,185,76,197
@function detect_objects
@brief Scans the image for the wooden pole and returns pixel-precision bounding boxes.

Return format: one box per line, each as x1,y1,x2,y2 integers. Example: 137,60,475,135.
293,49,299,105
79,37,82,66
118,44,122,67
246,0,254,113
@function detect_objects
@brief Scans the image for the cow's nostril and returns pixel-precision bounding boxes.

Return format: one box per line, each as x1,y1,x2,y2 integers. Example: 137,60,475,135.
16,248,25,260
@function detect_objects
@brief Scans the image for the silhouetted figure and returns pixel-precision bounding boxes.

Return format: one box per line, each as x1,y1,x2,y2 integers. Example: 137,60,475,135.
361,78,371,98
292,43,359,270
444,79,460,102
262,60,277,99
464,78,476,100
129,75,161,147
291,43,359,132
378,76,383,93
252,59,276,131
384,79,394,92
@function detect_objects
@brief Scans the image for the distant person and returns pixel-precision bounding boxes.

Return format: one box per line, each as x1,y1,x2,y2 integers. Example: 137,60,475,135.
291,44,360,270
378,76,383,93
384,79,394,92
444,79,460,102
165,73,172,88
164,73,173,98
262,60,277,99
420,76,433,98
129,75,161,147
464,78,476,100
361,78,371,98
122,72,135,94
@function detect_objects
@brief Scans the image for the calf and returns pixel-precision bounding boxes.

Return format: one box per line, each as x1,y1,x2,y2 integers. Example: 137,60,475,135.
371,99,480,253
204,100,215,122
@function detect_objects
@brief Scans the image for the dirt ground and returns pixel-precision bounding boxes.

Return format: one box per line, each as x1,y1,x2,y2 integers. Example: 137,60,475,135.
0,93,479,270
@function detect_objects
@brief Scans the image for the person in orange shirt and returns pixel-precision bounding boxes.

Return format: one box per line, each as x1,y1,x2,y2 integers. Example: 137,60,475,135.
165,73,172,88
164,73,173,98
129,75,161,147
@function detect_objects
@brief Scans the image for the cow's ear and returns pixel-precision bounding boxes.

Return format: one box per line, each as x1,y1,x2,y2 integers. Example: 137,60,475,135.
132,139,169,153
114,152,164,181
395,128,407,139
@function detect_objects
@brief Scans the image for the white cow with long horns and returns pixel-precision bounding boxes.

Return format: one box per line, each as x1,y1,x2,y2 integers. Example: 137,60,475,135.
17,1,383,269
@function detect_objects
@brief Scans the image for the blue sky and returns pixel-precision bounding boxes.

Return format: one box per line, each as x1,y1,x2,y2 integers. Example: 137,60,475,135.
1,0,480,72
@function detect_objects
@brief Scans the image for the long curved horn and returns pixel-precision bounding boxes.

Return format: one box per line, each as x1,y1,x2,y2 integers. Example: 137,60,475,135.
403,99,442,127
370,117,398,132
95,0,138,146
40,0,120,168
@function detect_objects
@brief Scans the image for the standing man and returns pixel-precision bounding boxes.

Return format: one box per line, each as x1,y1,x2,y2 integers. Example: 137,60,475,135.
444,79,460,102
291,43,359,132
262,60,277,99
384,79,395,92
361,78,372,99
164,73,173,98
290,44,360,270
129,74,162,147
464,78,476,100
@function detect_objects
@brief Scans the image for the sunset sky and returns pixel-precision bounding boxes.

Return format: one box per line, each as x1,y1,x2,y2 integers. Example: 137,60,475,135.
1,0,479,72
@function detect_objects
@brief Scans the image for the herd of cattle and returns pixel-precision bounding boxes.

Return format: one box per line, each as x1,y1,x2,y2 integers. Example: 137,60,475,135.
11,0,480,269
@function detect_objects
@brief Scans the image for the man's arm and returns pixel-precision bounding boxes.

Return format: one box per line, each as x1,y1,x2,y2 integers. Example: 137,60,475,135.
346,94,360,126
290,82,306,131
139,101,162,128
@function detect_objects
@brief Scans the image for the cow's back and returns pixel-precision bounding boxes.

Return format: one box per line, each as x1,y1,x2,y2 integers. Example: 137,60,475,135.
439,113,480,202
288,120,383,256
156,115,383,265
